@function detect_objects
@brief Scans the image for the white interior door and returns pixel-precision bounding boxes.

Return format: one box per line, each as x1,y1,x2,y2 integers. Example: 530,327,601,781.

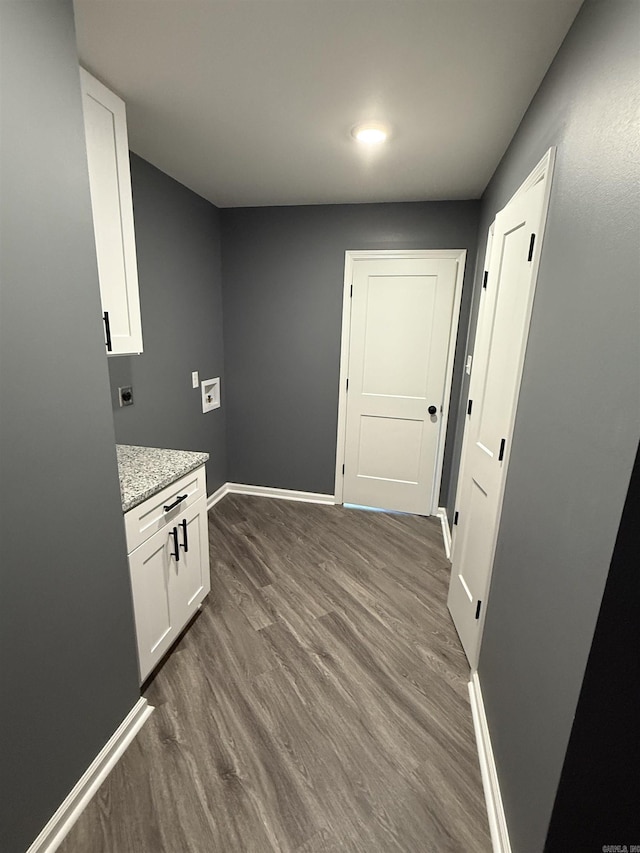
341,256,460,515
448,151,554,666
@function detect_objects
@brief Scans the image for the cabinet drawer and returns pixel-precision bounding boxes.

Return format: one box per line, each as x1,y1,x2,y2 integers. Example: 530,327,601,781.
124,466,206,553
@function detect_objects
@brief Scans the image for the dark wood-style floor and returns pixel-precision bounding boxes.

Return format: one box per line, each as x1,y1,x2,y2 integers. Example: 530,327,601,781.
60,495,491,852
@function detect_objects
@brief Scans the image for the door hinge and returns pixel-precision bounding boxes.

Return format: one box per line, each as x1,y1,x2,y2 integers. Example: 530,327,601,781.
527,233,536,262
454,511,459,526
350,284,353,298
498,438,506,461
342,464,345,476
475,600,482,620
467,399,473,416
482,270,488,289
346,377,349,392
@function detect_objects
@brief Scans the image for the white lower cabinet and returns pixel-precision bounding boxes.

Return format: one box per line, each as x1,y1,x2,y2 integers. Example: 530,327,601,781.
126,470,210,682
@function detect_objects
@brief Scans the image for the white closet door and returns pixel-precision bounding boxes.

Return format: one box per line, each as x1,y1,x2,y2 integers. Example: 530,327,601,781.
343,257,458,515
448,157,553,666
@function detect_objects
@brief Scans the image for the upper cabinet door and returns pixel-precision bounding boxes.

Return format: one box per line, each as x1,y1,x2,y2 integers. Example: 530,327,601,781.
80,69,143,355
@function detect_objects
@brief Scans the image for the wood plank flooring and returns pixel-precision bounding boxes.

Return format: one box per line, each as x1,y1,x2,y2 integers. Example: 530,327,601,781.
59,496,491,852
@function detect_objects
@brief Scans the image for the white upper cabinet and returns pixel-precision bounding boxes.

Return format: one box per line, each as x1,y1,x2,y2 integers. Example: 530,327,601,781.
80,68,143,355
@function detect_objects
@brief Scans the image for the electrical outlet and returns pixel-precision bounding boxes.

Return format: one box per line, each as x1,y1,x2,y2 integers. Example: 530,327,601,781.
118,385,134,407
192,371,199,389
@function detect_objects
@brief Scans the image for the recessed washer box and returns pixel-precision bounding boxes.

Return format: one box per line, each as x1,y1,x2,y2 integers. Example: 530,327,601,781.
201,377,220,413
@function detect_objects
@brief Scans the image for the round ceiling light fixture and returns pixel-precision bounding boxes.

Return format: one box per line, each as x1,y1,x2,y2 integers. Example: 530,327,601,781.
351,121,390,144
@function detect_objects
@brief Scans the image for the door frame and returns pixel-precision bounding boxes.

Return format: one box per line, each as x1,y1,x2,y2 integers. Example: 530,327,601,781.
450,223,495,562
449,147,556,667
334,249,466,513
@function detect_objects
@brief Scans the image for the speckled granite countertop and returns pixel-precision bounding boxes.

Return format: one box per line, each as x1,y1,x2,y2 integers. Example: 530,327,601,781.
117,444,209,513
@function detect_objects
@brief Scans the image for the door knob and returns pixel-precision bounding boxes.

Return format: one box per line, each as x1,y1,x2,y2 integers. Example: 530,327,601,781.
428,405,437,415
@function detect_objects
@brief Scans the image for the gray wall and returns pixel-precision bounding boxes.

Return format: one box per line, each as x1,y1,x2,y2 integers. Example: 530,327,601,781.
0,3,140,851
221,201,480,497
467,2,640,851
108,154,227,492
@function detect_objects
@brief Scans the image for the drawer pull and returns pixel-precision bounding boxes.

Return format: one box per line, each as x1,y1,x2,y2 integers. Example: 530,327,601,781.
164,494,187,512
180,518,188,553
170,526,180,562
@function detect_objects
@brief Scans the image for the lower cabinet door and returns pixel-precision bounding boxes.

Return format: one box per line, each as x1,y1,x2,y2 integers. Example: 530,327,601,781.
128,496,211,683
128,525,177,682
171,497,211,629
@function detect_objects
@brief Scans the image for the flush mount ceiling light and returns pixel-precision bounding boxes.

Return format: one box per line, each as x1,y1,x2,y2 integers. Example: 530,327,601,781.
351,121,390,144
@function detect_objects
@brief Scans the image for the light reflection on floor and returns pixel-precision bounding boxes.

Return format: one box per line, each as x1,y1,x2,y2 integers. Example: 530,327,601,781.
344,503,410,516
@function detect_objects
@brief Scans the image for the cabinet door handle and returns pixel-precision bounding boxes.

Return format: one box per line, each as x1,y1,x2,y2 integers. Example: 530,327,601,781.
103,311,112,352
180,518,188,553
164,494,187,512
170,526,180,562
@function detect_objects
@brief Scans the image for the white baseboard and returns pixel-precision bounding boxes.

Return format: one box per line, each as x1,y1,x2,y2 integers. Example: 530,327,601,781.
207,482,230,510
468,672,512,853
209,482,335,506
436,507,452,560
27,698,153,853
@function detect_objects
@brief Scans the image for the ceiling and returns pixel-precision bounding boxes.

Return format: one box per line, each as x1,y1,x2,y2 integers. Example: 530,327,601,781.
73,0,582,208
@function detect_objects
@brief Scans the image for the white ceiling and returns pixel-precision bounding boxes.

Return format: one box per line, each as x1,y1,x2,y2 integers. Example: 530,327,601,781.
74,0,582,208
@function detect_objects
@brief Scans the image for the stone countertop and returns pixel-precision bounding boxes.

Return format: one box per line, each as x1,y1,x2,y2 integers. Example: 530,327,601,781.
117,444,209,513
